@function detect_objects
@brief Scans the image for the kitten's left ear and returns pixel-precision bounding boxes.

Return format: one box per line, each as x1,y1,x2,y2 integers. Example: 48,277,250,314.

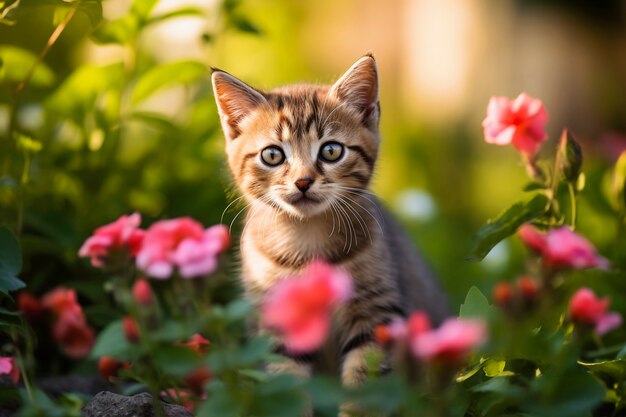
212,69,268,140
329,54,379,129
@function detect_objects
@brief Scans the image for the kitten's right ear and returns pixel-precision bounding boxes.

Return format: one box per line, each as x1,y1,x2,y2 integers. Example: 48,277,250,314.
211,69,267,140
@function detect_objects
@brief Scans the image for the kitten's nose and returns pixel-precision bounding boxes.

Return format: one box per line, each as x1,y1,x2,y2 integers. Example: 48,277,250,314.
295,177,314,193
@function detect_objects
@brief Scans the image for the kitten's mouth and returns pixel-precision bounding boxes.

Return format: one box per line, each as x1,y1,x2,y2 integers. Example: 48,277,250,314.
287,194,320,207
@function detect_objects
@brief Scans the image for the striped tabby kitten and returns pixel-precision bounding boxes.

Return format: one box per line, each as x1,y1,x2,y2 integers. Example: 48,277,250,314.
211,55,448,384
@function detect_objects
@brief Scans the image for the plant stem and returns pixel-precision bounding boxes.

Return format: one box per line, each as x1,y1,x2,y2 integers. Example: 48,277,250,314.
567,182,577,229
14,3,80,96
7,1,80,236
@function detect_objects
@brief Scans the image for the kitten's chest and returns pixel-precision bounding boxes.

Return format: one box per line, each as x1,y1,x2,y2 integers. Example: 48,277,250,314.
239,207,374,300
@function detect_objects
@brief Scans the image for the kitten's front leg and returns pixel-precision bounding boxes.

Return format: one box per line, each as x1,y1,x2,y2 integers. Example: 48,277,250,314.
267,346,315,417
266,346,314,379
340,334,388,417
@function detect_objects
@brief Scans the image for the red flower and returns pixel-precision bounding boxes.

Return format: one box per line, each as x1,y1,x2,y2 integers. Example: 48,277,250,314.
569,288,622,335
261,260,352,354
518,225,609,271
412,318,486,365
482,93,548,157
184,333,210,356
0,357,20,384
79,213,145,268
17,291,46,324
492,282,514,307
375,318,409,347
52,311,95,359
98,356,129,382
184,366,212,395
136,219,229,279
517,276,539,300
42,287,82,317
132,278,154,306
122,316,140,343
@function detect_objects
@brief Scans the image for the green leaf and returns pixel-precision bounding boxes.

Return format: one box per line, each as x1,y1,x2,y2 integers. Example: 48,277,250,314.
153,345,202,376
611,151,626,212
252,375,307,417
346,375,405,414
131,60,207,104
579,359,626,385
128,111,180,132
130,0,158,20
53,5,71,26
484,359,514,377
197,381,242,417
467,194,549,261
46,63,123,122
527,365,605,417
305,376,343,416
0,227,25,293
91,15,138,44
146,7,204,26
459,286,497,320
228,14,261,35
79,0,103,27
90,320,142,360
0,45,55,86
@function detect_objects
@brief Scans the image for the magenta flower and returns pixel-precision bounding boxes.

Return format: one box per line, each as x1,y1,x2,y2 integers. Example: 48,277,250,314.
482,93,548,157
569,288,622,335
136,219,230,279
0,357,20,384
412,318,486,365
518,225,609,271
261,260,352,354
79,213,145,267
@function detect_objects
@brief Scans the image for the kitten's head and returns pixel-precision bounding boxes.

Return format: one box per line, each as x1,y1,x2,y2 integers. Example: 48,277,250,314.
212,55,379,219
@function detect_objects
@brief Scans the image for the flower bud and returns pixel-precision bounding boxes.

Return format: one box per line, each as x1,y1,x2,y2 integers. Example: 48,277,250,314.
122,316,140,343
132,278,154,306
98,356,128,382
517,276,539,300
184,366,212,395
561,129,583,183
492,282,513,307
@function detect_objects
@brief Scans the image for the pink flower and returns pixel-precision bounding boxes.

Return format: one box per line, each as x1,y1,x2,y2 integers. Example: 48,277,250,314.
261,260,352,354
518,225,609,271
482,93,548,157
569,288,622,335
518,224,546,253
0,357,20,384
136,219,229,279
79,213,145,268
412,318,486,365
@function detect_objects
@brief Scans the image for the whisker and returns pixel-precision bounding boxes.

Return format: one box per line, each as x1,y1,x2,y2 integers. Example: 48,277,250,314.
221,195,245,225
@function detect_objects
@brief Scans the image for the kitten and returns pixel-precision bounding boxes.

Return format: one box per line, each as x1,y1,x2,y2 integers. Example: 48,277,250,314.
211,54,448,385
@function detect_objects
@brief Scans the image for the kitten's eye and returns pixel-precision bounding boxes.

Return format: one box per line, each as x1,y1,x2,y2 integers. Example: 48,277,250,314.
260,146,285,166
319,142,344,163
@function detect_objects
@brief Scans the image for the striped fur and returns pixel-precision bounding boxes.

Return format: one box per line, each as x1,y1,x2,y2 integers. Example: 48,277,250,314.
212,55,448,388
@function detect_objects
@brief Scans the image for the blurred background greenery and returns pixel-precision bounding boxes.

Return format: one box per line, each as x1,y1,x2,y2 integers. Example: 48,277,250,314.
1,0,625,313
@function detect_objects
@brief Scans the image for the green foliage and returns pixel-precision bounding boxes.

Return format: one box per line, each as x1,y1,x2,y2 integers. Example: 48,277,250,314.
0,46,55,87
459,286,497,320
0,226,25,293
132,61,207,104
467,194,549,261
